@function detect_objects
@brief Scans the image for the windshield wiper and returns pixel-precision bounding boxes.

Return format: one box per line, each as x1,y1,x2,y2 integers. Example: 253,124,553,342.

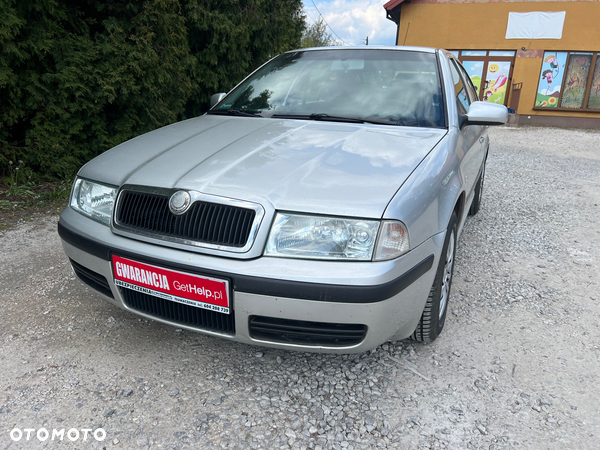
271,113,395,126
309,113,365,123
207,109,262,117
272,113,361,123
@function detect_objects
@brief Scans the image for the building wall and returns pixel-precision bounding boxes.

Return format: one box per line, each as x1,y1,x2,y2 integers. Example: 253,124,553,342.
397,1,600,118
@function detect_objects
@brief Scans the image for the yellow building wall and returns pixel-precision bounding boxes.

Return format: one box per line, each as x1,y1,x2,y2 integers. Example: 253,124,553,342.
397,1,600,118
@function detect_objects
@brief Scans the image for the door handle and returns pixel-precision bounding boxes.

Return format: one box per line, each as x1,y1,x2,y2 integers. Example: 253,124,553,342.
479,136,485,143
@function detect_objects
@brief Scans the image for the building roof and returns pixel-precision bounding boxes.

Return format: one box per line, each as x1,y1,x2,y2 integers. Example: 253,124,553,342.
383,0,407,11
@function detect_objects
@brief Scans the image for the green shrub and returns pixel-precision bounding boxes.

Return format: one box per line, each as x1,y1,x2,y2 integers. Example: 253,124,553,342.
0,0,304,181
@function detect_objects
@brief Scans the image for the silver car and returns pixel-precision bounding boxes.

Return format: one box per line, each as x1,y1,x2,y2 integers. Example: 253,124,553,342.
58,46,507,353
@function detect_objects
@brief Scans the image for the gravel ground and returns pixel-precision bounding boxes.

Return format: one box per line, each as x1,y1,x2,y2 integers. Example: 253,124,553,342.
1,126,599,449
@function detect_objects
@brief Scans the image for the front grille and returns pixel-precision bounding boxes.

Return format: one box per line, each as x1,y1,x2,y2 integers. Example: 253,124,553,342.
249,316,367,347
70,259,114,298
115,190,256,248
121,288,235,335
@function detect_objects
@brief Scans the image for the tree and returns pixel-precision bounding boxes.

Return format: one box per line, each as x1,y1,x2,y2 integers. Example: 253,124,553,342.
0,0,194,179
300,17,340,48
184,0,305,118
0,0,305,180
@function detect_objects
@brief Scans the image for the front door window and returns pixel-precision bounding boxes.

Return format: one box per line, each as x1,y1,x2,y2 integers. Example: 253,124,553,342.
462,61,484,97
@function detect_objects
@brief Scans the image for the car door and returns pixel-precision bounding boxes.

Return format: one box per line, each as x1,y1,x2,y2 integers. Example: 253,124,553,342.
456,59,488,160
449,58,485,201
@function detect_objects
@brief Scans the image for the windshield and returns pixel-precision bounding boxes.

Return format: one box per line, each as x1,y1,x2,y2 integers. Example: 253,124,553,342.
211,49,445,128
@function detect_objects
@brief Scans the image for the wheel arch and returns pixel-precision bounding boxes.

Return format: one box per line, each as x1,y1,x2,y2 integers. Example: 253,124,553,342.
453,191,467,235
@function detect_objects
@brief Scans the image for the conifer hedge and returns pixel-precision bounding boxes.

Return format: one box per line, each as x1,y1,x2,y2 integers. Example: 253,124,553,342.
0,0,304,179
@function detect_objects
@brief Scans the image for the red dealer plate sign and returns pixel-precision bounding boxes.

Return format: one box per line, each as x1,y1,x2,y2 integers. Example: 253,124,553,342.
112,256,230,314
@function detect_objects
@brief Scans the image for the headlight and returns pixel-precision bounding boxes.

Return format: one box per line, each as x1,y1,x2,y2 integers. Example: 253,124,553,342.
265,213,380,260
70,178,118,225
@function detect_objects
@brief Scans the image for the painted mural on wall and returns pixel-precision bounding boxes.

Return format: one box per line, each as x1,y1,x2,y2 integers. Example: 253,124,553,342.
482,61,510,104
588,57,600,109
461,50,487,57
536,52,567,107
463,61,484,95
560,53,592,108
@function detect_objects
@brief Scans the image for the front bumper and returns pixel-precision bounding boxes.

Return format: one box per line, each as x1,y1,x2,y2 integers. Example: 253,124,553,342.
58,207,444,353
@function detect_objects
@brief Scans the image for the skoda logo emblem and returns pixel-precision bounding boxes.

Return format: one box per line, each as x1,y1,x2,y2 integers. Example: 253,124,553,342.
169,190,191,215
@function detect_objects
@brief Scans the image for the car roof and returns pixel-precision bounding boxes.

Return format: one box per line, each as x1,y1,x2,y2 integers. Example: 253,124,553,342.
287,45,438,54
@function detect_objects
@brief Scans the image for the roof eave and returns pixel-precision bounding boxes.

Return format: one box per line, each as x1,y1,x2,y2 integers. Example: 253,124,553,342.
383,0,406,13
384,0,405,25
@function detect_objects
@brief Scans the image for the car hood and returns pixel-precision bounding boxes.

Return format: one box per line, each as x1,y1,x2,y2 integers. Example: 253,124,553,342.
80,115,446,218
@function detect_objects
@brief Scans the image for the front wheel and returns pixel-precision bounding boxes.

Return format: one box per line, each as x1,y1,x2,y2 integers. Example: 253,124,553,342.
410,212,458,343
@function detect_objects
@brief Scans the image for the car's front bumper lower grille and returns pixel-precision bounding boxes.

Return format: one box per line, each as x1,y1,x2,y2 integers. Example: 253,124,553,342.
120,287,235,335
70,259,114,298
114,190,256,248
249,316,367,347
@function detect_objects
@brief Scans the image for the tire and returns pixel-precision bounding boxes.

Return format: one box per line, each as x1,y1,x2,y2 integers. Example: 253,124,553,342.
410,212,458,343
469,162,485,216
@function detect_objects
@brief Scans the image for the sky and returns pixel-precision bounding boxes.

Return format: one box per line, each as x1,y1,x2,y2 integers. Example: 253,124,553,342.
302,0,398,47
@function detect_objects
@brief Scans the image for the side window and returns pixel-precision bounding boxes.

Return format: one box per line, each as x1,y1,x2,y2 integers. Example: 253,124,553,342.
449,59,470,114
456,61,479,102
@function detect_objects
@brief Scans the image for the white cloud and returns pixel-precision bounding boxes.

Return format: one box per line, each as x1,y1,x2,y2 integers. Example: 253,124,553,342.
303,0,397,46
539,85,561,95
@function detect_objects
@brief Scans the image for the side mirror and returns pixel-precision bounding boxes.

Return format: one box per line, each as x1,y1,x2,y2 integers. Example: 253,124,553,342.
210,93,226,108
464,101,508,127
